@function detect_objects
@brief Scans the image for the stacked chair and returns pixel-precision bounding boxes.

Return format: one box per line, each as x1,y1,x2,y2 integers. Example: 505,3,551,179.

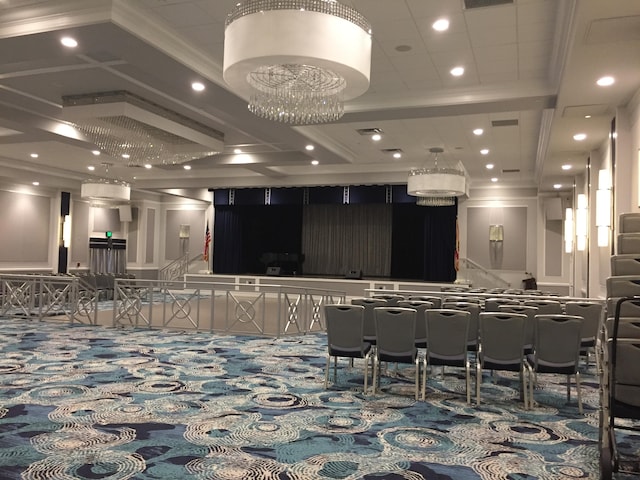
600,212,640,479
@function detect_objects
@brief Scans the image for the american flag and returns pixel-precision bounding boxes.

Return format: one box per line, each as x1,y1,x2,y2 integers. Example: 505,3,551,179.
203,221,211,262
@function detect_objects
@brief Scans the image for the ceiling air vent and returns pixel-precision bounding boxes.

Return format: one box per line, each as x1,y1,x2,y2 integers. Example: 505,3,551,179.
491,119,519,127
357,128,383,136
502,169,520,173
464,0,513,9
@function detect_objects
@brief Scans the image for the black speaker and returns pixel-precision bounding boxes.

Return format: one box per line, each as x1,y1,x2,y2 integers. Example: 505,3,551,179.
266,266,281,276
345,269,362,279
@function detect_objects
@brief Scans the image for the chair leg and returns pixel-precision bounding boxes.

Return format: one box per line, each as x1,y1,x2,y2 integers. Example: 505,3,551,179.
372,357,379,394
576,371,583,414
422,358,428,400
414,358,419,401
363,354,369,395
475,362,482,405
566,374,572,402
325,356,331,388
465,361,471,404
334,357,338,383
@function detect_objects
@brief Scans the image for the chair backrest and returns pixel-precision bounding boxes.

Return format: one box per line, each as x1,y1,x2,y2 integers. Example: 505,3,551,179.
497,304,538,347
611,254,640,276
606,276,640,298
397,300,434,343
443,295,481,304
532,314,583,367
619,213,640,233
617,233,640,254
324,304,366,355
351,297,387,339
604,317,640,340
407,295,442,308
425,309,470,362
484,297,520,311
564,301,604,343
374,307,417,362
523,299,562,315
441,301,480,346
479,312,527,366
609,339,640,407
606,296,640,319
371,294,405,306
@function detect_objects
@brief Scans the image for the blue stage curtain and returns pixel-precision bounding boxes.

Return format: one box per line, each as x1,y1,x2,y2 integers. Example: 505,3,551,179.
390,202,457,281
213,205,303,274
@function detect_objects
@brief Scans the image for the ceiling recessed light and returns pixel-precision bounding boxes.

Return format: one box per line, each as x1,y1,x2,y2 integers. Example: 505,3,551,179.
144,164,152,169
596,76,615,87
191,82,205,91
486,163,494,170
480,148,489,155
91,150,100,155
32,181,40,186
122,154,130,159
562,164,572,170
87,165,95,171
393,152,402,159
395,44,412,52
491,177,498,183
234,148,243,154
305,145,314,151
473,128,483,136
450,66,465,77
30,153,38,158
371,133,382,141
432,18,449,31
311,160,319,166
573,133,587,141
584,115,592,119
183,165,192,170
60,36,78,48
554,184,562,189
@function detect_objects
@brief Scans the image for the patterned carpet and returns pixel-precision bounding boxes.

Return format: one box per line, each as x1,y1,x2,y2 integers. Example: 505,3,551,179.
0,318,637,479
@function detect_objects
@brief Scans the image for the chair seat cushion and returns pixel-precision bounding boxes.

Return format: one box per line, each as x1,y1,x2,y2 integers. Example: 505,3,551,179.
330,342,371,358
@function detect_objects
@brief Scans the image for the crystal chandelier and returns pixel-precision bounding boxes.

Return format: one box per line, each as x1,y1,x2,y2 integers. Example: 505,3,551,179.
407,148,468,206
62,91,224,166
80,163,130,205
223,0,372,125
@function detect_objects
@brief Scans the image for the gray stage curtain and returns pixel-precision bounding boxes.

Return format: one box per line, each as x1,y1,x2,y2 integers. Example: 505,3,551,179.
90,248,126,274
302,204,391,277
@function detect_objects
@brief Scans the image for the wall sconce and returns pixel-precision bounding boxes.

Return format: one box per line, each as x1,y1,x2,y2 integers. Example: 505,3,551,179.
576,193,587,251
62,214,72,248
564,207,574,253
596,169,611,247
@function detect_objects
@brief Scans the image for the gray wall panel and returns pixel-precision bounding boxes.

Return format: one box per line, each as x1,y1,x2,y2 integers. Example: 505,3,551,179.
0,190,50,262
146,208,155,264
467,206,527,271
545,219,562,277
165,209,203,260
70,201,89,264
127,207,139,263
93,208,121,233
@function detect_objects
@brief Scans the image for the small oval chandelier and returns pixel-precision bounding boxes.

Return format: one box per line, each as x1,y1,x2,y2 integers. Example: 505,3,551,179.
223,0,372,125
407,147,468,206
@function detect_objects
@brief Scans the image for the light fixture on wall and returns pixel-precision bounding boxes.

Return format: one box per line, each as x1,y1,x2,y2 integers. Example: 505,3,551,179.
576,193,588,251
62,91,224,166
407,147,468,206
564,207,574,253
223,0,372,125
596,169,612,247
62,215,71,248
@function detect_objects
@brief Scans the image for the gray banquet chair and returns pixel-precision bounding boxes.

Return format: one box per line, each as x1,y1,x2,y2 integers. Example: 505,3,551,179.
351,297,387,344
477,312,531,409
424,309,471,403
371,293,405,306
407,295,442,308
564,301,604,368
441,301,481,352
523,299,563,315
484,297,520,312
398,300,434,348
497,304,539,353
324,304,373,393
527,314,584,413
373,307,421,400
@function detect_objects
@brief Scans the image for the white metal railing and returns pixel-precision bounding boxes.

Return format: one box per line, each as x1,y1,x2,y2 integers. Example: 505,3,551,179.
457,257,511,289
159,253,203,281
109,278,345,337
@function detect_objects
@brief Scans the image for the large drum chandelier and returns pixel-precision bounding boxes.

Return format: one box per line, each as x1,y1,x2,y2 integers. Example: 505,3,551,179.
407,148,468,206
223,0,372,125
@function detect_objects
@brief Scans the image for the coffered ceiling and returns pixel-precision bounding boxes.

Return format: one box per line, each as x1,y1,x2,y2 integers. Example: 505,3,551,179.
0,0,639,200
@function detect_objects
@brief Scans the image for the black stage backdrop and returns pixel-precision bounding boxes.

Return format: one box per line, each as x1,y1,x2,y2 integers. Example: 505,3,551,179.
212,188,457,282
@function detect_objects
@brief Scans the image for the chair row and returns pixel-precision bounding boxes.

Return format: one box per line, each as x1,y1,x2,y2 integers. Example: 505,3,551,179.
325,304,588,412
